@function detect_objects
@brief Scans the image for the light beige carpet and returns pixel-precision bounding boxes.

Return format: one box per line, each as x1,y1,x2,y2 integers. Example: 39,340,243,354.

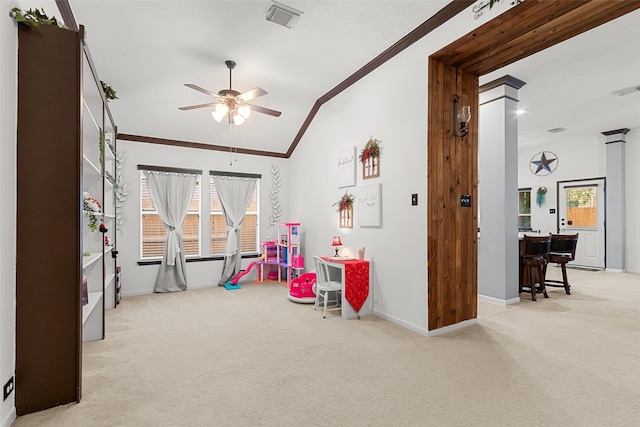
13,268,640,426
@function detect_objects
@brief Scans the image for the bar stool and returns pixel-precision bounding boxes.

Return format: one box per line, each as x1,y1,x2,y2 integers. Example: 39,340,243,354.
520,234,551,301
544,233,579,295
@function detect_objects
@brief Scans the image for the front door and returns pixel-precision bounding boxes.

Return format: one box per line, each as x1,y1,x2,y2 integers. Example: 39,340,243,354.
557,178,605,269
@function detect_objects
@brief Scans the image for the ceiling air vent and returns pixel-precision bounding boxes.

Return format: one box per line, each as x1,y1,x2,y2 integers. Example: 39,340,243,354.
265,1,303,29
548,127,567,134
611,84,640,96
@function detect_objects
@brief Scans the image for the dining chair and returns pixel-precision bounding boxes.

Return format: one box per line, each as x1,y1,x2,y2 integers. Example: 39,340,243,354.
544,233,579,295
520,234,551,301
312,256,342,318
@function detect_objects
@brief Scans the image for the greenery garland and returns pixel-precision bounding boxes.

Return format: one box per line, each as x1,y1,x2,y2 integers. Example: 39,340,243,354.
83,200,98,232
99,130,105,170
100,81,118,101
10,7,67,28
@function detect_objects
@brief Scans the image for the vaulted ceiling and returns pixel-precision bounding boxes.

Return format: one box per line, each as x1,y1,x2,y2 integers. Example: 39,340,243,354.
52,0,640,154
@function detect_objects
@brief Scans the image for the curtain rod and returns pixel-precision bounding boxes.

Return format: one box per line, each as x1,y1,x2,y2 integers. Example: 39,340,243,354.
209,171,261,179
138,165,202,175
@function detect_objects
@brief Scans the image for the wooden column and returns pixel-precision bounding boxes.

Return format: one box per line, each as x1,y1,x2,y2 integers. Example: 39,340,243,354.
427,58,478,331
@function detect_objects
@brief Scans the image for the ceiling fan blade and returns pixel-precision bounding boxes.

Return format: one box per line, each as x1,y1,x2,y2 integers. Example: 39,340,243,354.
184,83,220,98
237,87,268,102
247,103,282,117
178,102,218,111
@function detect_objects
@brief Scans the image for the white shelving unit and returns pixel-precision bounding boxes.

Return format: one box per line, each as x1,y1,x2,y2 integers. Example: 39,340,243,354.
81,45,119,343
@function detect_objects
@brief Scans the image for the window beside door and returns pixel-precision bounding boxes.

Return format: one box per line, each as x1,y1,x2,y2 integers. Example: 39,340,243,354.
518,188,532,231
565,186,597,229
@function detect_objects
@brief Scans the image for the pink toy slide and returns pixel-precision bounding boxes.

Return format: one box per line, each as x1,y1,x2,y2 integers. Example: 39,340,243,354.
224,262,258,289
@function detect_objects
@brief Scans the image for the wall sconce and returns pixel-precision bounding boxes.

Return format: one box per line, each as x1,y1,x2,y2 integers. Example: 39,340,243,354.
331,235,343,257
453,95,471,137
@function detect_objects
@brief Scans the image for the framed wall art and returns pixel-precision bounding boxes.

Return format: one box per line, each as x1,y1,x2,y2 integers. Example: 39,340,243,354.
360,138,380,179
337,146,357,188
358,183,382,227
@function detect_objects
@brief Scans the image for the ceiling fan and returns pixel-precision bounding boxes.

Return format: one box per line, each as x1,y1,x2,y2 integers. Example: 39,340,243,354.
179,60,282,126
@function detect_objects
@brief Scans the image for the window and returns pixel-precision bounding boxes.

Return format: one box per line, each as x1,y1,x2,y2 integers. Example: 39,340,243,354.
566,186,597,228
210,177,259,256
140,171,201,259
518,188,532,231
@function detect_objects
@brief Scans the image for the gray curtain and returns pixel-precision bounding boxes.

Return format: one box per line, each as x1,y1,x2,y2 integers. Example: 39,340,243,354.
213,175,257,285
145,170,198,293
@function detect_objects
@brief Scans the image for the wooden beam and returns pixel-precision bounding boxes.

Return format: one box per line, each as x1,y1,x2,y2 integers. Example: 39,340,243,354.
433,0,640,76
117,133,289,158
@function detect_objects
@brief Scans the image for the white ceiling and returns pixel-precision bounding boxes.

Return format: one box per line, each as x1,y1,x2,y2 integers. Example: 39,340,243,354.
63,1,640,154
480,8,640,148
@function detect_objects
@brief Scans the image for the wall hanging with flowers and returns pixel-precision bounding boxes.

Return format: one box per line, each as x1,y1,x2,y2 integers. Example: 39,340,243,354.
83,191,102,232
360,137,381,179
334,192,354,228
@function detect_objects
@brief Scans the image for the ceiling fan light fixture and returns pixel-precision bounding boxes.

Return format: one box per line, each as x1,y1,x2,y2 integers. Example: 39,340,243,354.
214,103,229,115
181,60,281,124
238,104,251,119
211,109,225,122
232,111,245,126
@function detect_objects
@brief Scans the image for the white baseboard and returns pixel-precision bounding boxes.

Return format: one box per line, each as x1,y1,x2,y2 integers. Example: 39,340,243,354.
1,408,16,427
121,282,217,297
605,268,624,273
478,294,520,305
371,310,478,337
426,318,478,337
372,310,429,337
188,282,218,290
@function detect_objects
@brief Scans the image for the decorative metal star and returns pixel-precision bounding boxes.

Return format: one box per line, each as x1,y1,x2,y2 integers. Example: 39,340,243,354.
531,152,557,174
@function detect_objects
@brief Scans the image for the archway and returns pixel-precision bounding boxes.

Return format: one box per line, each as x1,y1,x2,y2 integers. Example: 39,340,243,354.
426,0,640,331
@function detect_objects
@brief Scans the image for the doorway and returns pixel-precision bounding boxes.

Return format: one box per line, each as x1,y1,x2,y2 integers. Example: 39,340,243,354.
557,178,606,269
427,1,638,329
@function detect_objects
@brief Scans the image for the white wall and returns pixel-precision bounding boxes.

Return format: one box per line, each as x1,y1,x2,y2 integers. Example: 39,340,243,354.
289,55,429,332
287,6,488,334
1,2,18,425
518,130,640,273
518,134,606,234
117,140,289,296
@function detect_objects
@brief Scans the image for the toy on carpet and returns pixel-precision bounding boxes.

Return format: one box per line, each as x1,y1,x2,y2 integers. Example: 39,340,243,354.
288,272,317,303
223,261,258,290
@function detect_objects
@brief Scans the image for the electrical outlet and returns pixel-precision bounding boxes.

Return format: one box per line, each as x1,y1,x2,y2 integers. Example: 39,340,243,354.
3,376,14,401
